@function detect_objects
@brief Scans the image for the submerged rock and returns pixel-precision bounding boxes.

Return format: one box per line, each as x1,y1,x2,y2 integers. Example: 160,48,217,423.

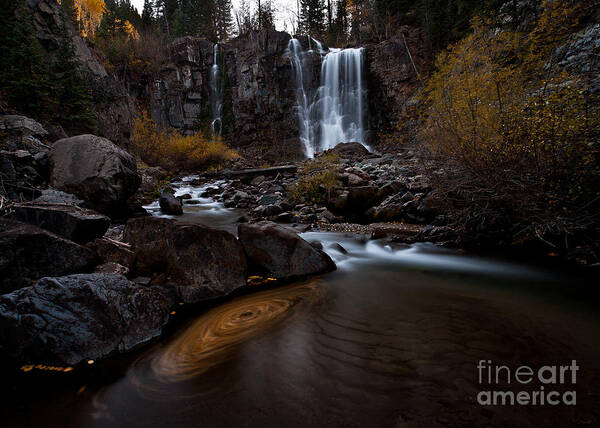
50,135,141,215
0,220,96,294
159,190,183,215
6,203,110,244
238,221,336,280
124,217,247,303
0,274,176,365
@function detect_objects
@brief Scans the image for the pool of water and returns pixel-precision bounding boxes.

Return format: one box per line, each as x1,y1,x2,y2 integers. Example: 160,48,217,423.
4,179,599,427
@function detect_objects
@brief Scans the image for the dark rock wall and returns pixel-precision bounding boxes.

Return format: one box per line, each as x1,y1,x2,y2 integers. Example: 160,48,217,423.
364,27,429,143
150,30,314,161
27,0,135,146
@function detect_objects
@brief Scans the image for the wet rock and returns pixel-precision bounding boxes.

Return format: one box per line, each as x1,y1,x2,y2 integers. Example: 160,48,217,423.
159,190,183,215
0,274,176,365
0,220,96,294
6,203,110,244
324,142,370,159
50,135,141,215
328,242,348,254
124,217,247,303
238,221,336,280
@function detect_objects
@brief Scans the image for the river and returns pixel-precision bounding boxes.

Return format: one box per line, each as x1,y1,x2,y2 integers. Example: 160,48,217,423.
4,178,599,427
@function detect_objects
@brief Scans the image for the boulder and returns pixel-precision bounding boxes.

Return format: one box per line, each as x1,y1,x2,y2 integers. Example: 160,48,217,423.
327,185,382,217
6,203,110,244
324,142,370,159
159,190,183,215
50,135,141,215
0,115,49,153
238,221,336,280
0,220,96,294
0,274,176,365
372,193,406,222
85,237,133,267
124,217,247,303
34,189,84,206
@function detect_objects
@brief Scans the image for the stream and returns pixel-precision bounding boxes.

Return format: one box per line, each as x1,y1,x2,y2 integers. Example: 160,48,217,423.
4,178,600,427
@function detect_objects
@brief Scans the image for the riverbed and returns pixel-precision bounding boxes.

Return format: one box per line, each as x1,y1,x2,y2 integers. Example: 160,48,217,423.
3,179,599,427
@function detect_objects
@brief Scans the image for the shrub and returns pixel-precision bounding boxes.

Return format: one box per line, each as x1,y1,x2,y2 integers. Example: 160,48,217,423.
418,2,599,247
289,170,339,205
131,111,239,171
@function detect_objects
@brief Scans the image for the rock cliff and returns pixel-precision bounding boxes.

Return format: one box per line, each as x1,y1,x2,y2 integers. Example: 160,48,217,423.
149,29,425,159
27,0,135,146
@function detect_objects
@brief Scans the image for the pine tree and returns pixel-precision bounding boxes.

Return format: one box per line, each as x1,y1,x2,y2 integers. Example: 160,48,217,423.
141,0,155,29
51,21,97,133
0,0,52,118
299,0,325,36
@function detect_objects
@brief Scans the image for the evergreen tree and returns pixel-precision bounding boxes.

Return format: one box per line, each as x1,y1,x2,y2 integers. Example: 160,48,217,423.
299,0,325,36
214,0,234,40
0,0,52,118
52,21,97,133
141,0,155,29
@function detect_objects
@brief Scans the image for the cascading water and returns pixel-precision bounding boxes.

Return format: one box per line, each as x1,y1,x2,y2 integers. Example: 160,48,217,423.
209,44,223,137
287,37,319,158
286,37,369,158
317,48,368,151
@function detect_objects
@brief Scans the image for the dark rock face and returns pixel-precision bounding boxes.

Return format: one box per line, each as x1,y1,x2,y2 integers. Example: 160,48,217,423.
150,31,307,160
6,203,110,244
0,220,96,294
238,221,336,280
124,217,247,303
0,274,176,365
27,0,134,145
159,190,183,215
365,27,429,138
50,135,141,215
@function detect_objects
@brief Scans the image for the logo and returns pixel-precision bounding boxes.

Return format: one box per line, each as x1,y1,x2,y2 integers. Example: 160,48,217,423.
476,360,578,406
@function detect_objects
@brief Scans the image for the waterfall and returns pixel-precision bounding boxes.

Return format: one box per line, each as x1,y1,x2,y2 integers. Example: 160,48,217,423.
209,44,223,137
287,37,318,158
317,48,368,151
286,38,368,158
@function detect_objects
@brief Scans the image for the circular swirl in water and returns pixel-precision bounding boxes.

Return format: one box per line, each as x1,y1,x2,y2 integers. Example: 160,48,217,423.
144,282,324,385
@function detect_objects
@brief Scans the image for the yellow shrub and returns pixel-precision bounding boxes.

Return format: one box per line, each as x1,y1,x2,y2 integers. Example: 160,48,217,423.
419,5,599,204
131,111,239,171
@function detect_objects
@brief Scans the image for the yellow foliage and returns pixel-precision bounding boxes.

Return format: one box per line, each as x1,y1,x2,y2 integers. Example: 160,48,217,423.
131,111,239,171
419,2,599,203
60,0,106,37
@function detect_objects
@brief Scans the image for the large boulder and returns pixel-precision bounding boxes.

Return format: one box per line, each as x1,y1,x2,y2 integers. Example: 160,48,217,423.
124,217,247,303
6,203,110,243
0,274,176,365
50,135,141,215
0,220,96,294
238,221,336,280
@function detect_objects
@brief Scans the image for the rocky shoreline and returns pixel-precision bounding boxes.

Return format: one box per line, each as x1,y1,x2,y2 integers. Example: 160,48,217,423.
1,116,596,369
